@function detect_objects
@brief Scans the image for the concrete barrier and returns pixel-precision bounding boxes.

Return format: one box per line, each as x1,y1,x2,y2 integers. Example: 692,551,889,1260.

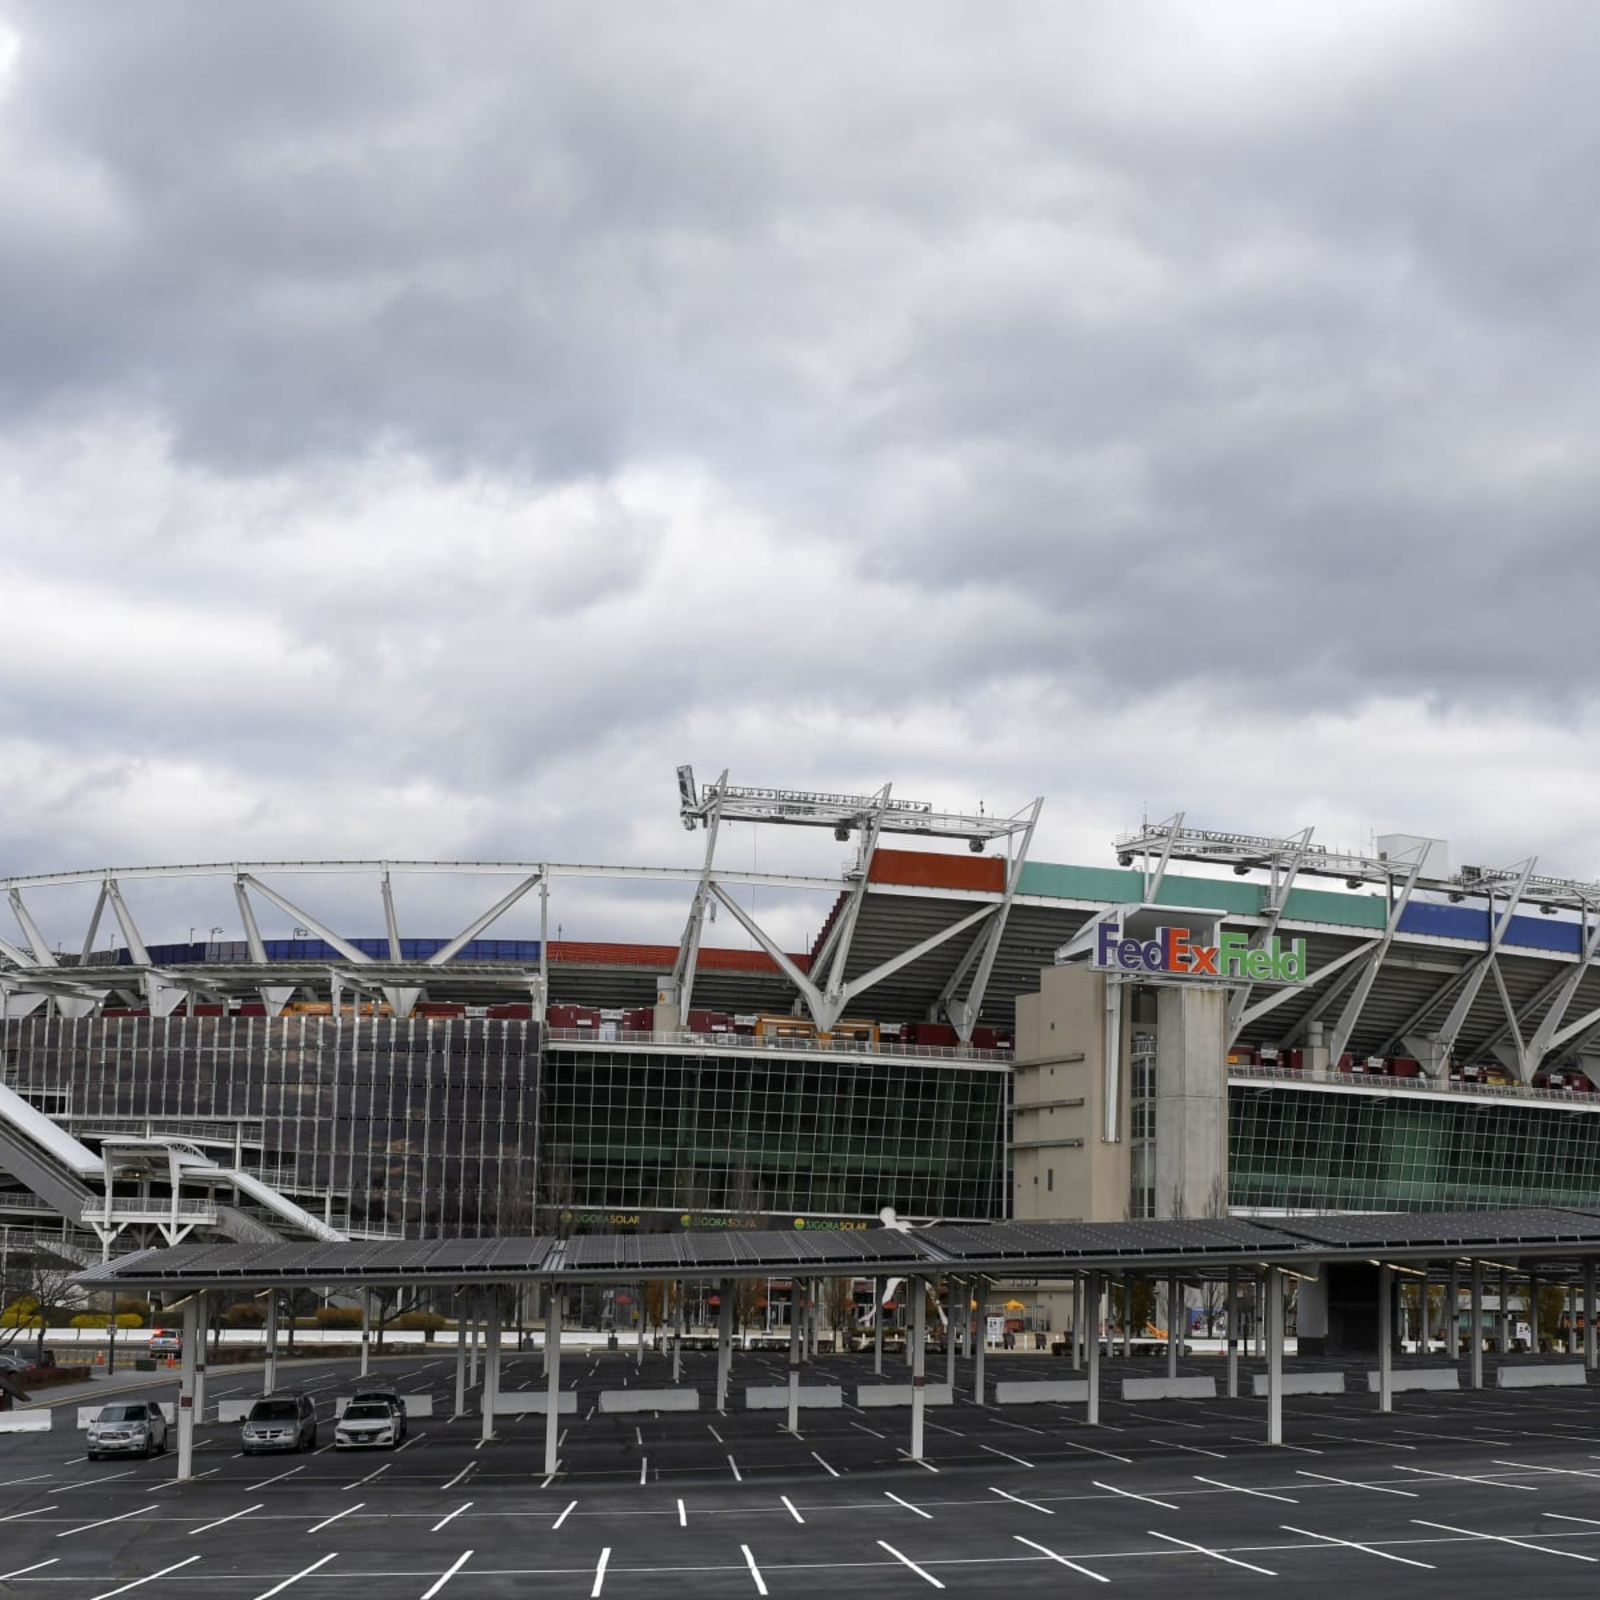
1121,1376,1216,1401
1365,1368,1459,1394
995,1380,1090,1405
855,1383,955,1408
77,1403,176,1429
1497,1364,1587,1389
0,1412,51,1432
1251,1371,1345,1397
744,1385,843,1410
334,1395,435,1418
599,1389,700,1414
492,1391,578,1415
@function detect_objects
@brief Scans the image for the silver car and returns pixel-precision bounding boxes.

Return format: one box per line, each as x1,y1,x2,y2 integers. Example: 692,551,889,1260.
241,1393,318,1453
87,1401,168,1460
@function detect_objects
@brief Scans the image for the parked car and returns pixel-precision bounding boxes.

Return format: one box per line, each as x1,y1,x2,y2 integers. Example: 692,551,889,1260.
240,1393,318,1454
148,1328,182,1356
349,1384,407,1441
0,1350,33,1373
334,1399,401,1450
87,1401,168,1459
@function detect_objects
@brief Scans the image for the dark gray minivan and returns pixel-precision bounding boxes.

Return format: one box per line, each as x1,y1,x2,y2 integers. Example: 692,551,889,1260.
240,1393,318,1453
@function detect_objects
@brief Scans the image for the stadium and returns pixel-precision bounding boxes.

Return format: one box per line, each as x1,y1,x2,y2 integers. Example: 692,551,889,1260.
5,770,1600,1266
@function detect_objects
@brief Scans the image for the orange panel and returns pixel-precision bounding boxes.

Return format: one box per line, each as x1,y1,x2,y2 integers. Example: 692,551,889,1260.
867,848,1005,894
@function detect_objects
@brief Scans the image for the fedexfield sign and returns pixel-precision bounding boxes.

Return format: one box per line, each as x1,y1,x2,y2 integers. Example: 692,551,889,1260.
1093,922,1308,983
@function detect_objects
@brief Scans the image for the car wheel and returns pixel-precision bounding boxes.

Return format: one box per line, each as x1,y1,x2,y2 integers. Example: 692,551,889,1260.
145,1439,155,1459
86,1452,98,1462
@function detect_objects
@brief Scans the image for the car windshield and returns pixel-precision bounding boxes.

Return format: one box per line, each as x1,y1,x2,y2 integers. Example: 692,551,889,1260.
98,1405,145,1422
250,1400,299,1420
343,1403,391,1419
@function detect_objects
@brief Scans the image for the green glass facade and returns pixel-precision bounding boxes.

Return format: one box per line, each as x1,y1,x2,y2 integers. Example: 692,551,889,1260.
1232,1086,1600,1212
543,1045,1010,1221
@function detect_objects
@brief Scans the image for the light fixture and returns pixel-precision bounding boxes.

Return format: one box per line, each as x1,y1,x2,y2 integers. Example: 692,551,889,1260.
1118,854,1134,868
968,839,985,854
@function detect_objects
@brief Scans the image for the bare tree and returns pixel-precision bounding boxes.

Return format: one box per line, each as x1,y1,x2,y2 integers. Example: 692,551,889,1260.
1,1247,81,1361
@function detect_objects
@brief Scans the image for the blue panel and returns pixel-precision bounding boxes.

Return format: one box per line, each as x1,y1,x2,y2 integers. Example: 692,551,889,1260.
1398,902,1492,943
1501,913,1584,955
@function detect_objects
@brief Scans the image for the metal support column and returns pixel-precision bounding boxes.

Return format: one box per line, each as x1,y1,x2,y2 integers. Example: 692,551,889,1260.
1265,1266,1283,1448
263,1293,278,1396
1449,1264,1460,1357
481,1294,501,1443
194,1296,208,1430
454,1309,469,1419
1499,1267,1510,1353
1085,1271,1101,1426
360,1289,371,1378
1587,1259,1597,1372
786,1287,801,1435
1166,1274,1180,1379
716,1279,733,1413
873,1281,884,1376
176,1297,200,1482
1226,1268,1239,1399
1377,1265,1393,1414
468,1308,480,1388
945,1277,958,1393
672,1282,684,1384
1419,1272,1430,1354
910,1277,927,1462
1071,1275,1083,1370
544,1283,563,1477
1530,1272,1540,1350
1470,1259,1484,1391
972,1278,986,1404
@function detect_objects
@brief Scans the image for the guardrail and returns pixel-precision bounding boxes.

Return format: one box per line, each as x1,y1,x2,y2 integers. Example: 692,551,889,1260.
1231,1063,1600,1107
545,1027,1013,1064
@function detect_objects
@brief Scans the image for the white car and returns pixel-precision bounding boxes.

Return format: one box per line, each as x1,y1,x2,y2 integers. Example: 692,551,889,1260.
334,1399,400,1449
87,1401,168,1460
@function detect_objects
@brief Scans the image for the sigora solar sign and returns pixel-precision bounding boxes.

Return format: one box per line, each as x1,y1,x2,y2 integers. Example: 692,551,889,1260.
1092,922,1308,983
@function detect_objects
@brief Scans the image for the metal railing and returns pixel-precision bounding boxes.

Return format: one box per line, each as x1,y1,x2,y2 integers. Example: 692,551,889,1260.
544,1026,1014,1064
1230,1062,1600,1108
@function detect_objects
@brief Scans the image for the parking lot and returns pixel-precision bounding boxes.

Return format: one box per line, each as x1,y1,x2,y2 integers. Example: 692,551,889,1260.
5,1349,1600,1595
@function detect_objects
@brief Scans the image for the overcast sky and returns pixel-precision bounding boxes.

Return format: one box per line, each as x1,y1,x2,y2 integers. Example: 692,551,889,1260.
3,1,1600,952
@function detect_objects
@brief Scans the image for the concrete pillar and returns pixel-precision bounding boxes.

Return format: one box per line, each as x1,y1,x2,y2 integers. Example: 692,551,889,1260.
1265,1266,1283,1447
1085,1271,1101,1426
1419,1272,1430,1354
543,1283,563,1476
1377,1265,1393,1414
715,1279,734,1412
263,1293,278,1396
786,1281,801,1434
481,1294,501,1443
468,1308,480,1388
1448,1263,1460,1356
910,1276,927,1461
176,1297,199,1481
360,1289,371,1378
1470,1259,1484,1390
1166,1274,1180,1379
1226,1268,1239,1399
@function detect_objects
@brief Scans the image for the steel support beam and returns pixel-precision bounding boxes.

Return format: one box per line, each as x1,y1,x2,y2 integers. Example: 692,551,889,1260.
1227,827,1313,1044
1326,850,1430,1068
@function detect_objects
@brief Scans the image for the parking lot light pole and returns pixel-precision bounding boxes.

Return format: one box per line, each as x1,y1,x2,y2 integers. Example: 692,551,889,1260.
544,1283,562,1477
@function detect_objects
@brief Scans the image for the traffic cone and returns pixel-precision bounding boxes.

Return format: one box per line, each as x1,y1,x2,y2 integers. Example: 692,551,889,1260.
94,1350,104,1366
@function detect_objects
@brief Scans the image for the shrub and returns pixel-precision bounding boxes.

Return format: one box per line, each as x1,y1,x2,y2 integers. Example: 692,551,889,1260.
392,1311,449,1333
114,1299,149,1323
222,1303,266,1327
313,1307,363,1330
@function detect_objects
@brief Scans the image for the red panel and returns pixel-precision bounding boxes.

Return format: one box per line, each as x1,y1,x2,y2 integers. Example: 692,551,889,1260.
867,848,1005,894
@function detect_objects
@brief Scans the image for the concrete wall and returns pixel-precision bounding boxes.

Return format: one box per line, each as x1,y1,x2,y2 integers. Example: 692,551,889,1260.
1153,984,1228,1219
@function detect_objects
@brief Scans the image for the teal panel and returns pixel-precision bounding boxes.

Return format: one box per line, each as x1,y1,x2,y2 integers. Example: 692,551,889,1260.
1018,862,1146,901
1282,886,1387,929
1152,874,1262,915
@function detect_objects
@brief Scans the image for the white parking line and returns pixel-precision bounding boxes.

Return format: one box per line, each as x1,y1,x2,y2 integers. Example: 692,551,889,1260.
886,1490,933,1519
811,1451,840,1478
553,1499,577,1530
727,1455,742,1482
308,1502,364,1533
0,1561,58,1582
1151,1438,1226,1459
249,1465,306,1489
1413,1517,1597,1563
1313,1433,1415,1451
57,1469,137,1492
1194,1474,1297,1504
253,1550,339,1599
0,1475,53,1488
1,1501,58,1520
340,1462,389,1490
1014,1534,1107,1583
421,1548,473,1599
849,1421,887,1440
1058,1439,1132,1465
1149,1528,1276,1576
89,1555,202,1599
190,1503,264,1535
639,1458,649,1486
56,1504,157,1539
1094,1480,1177,1511
877,1540,944,1588
1497,1459,1600,1482
1394,1464,1537,1491
742,1543,769,1596
781,1495,804,1524
990,1486,1053,1515
1296,1469,1415,1498
980,1444,1033,1468
1230,1436,1320,1456
591,1546,611,1597
1283,1522,1433,1569
441,1464,474,1490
